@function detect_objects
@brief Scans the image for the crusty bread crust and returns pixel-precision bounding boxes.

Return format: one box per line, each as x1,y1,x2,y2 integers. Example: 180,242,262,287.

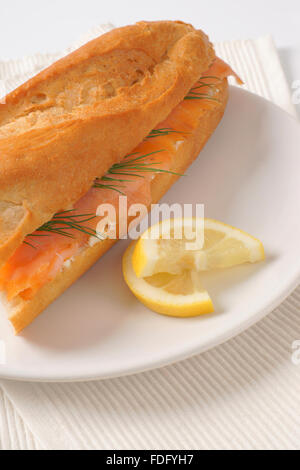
5,79,229,334
0,21,215,267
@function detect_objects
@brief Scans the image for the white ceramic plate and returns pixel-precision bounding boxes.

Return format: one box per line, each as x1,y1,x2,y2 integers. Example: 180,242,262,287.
1,87,300,382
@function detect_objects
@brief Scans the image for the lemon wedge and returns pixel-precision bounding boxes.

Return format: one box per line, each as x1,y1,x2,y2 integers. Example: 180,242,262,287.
123,218,264,318
123,242,214,318
132,218,265,278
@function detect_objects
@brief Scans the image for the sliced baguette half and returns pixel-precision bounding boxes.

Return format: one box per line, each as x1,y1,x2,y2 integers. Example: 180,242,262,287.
3,79,229,333
0,21,215,266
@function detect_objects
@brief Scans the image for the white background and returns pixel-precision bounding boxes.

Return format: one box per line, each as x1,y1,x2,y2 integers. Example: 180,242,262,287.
0,0,299,51
0,0,299,79
1,0,299,110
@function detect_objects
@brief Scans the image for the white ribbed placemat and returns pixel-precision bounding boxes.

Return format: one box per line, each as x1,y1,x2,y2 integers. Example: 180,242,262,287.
0,25,299,450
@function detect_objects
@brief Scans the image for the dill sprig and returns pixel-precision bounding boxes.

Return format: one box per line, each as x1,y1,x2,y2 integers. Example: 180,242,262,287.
146,128,182,139
185,75,222,102
107,150,180,176
94,150,182,194
200,75,223,81
27,211,104,242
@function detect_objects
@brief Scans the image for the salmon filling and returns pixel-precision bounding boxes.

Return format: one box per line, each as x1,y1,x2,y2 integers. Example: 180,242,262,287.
0,58,241,302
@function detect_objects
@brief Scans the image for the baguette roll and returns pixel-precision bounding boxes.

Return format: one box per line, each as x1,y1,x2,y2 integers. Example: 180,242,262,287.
3,78,229,333
0,21,215,266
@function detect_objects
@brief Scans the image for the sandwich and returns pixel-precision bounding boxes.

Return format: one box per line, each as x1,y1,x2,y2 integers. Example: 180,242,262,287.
0,21,241,333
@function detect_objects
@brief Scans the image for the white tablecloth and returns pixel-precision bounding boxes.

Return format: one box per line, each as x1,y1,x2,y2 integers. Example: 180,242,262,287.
0,25,299,450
